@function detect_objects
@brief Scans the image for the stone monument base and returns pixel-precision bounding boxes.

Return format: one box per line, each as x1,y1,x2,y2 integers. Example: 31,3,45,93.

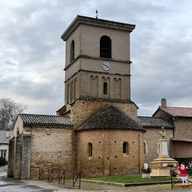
150,157,178,176
150,139,178,177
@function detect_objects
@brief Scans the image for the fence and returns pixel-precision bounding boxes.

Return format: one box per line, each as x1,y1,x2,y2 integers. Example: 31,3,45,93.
39,168,81,189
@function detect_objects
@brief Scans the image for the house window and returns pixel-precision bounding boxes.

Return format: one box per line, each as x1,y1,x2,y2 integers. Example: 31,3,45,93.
123,142,129,155
70,40,75,62
100,36,111,58
103,82,107,94
88,143,92,157
0,150,6,158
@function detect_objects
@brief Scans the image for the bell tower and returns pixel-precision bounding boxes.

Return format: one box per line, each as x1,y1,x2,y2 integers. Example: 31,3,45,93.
58,15,137,128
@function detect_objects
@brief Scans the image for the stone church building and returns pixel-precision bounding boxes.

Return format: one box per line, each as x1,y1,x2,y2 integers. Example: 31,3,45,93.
8,15,192,179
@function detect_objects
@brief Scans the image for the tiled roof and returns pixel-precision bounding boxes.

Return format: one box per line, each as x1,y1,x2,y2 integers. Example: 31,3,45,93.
160,106,192,117
19,114,73,126
137,116,174,128
77,106,146,132
0,131,14,144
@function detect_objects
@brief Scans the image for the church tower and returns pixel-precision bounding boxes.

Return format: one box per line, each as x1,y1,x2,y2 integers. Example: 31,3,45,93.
57,15,138,129
59,16,145,177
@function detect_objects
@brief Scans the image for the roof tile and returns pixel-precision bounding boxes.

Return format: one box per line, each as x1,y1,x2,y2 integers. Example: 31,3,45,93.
19,114,73,126
160,106,192,117
0,131,14,144
137,116,174,128
77,106,145,131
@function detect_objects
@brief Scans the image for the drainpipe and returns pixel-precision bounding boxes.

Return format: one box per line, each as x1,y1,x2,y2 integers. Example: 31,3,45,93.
169,117,177,157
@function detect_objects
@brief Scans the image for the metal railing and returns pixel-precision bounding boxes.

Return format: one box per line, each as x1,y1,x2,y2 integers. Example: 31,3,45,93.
39,168,81,189
48,169,54,182
73,171,81,189
39,168,43,180
58,170,65,185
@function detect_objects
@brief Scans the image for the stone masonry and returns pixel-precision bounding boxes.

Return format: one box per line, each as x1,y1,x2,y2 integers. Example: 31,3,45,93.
76,129,144,177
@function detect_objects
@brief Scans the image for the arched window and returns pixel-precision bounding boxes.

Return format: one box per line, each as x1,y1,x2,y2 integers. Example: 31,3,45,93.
70,40,75,62
103,82,107,95
123,142,129,155
100,36,111,58
88,143,92,157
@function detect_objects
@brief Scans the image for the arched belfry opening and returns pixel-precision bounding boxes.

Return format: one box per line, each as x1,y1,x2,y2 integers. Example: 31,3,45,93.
70,40,75,62
100,36,111,58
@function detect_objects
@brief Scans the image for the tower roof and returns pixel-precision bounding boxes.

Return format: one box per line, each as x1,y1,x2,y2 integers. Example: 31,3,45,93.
77,105,145,132
61,15,135,41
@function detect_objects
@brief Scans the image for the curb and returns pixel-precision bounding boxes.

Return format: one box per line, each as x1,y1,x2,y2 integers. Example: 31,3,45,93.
82,179,182,187
81,179,124,187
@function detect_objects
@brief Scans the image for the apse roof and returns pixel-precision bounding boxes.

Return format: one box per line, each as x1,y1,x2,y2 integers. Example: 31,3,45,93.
77,105,145,131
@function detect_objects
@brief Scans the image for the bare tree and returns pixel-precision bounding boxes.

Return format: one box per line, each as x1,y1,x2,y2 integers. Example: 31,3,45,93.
0,98,27,130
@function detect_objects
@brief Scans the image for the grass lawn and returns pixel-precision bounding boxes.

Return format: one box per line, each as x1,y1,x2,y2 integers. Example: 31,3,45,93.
84,175,178,184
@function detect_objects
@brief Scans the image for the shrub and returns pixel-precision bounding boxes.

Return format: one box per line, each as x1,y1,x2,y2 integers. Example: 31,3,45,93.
0,157,6,166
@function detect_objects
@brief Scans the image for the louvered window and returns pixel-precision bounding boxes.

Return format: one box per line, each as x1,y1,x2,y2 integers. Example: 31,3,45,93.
100,36,111,58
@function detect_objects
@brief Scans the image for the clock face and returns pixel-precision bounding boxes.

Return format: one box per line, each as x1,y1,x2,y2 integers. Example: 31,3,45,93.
101,61,111,71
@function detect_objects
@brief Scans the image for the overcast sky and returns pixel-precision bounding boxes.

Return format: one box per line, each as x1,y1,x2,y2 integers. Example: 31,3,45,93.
0,0,192,116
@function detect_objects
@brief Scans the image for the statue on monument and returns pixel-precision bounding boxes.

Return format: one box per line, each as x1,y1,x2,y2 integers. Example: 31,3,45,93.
159,127,166,139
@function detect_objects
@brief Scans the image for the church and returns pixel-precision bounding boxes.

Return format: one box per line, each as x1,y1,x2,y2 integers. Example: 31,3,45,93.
7,15,192,179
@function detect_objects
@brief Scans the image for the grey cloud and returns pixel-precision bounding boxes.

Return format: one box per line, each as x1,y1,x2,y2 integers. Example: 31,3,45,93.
1,0,192,116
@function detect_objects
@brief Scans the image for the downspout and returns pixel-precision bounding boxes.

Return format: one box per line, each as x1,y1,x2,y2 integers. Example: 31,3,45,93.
169,117,177,157
29,125,32,179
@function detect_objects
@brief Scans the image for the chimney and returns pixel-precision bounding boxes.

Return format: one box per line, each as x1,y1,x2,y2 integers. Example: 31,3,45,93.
6,129,9,138
161,98,167,107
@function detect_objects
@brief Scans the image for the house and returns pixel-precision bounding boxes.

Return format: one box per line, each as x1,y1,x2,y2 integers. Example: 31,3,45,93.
153,98,192,164
0,130,13,161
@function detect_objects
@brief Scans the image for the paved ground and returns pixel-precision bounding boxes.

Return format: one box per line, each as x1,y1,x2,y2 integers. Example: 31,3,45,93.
1,172,192,192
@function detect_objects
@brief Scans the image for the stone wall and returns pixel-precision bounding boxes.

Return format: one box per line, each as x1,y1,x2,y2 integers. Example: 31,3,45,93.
143,127,173,164
65,99,138,129
30,126,73,178
65,70,130,105
21,135,31,179
153,109,173,123
76,129,144,177
14,133,23,179
174,117,192,140
7,137,15,177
